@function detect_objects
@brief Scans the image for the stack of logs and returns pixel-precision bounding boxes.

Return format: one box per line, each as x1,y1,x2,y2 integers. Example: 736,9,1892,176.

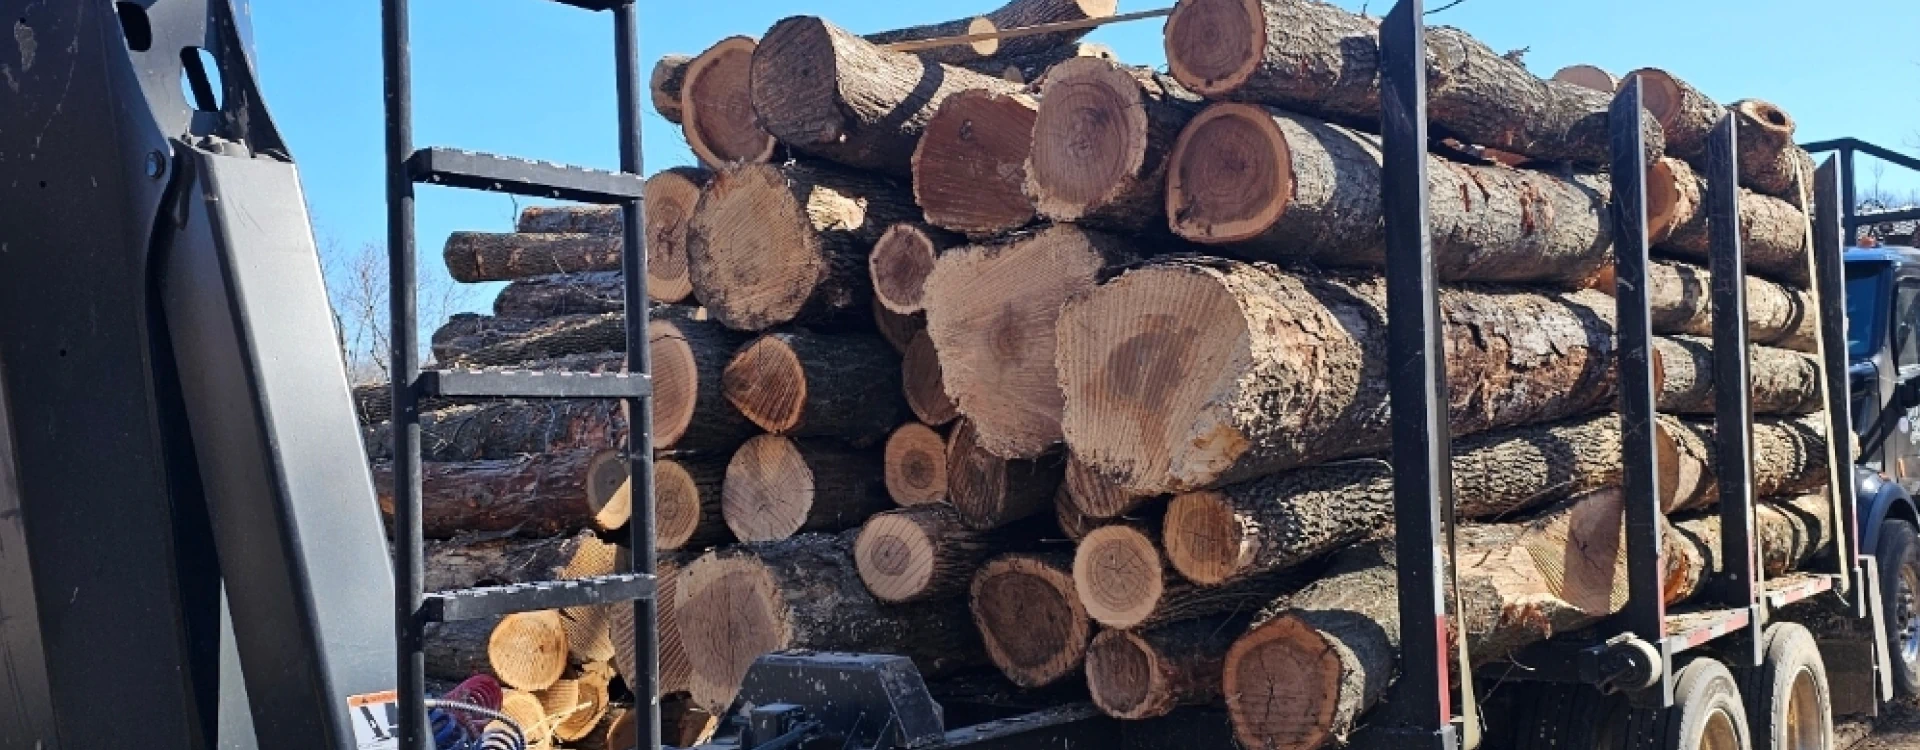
358,0,1841,747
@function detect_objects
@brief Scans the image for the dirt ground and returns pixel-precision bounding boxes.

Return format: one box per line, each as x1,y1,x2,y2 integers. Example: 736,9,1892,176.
1848,700,1920,749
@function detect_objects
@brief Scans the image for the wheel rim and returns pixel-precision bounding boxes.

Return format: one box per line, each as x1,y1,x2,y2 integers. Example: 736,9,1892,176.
1900,563,1920,665
1702,706,1740,750
1783,665,1827,750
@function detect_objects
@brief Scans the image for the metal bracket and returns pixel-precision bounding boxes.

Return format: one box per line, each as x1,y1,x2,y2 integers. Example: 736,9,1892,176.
1579,634,1664,695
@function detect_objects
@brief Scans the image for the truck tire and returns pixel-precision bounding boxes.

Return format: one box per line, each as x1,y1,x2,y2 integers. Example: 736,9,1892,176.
1739,623,1832,750
1622,657,1752,750
1878,519,1920,696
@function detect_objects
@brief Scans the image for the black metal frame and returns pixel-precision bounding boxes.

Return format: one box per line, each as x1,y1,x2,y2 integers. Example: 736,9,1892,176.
1802,138,1920,244
1703,113,1764,669
381,1,661,748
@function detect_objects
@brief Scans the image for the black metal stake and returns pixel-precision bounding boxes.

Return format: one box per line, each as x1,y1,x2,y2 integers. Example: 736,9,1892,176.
1704,114,1762,668
1809,157,1862,611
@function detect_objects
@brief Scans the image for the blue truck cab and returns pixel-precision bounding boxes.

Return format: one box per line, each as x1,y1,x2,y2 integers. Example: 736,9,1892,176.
1845,243,1920,689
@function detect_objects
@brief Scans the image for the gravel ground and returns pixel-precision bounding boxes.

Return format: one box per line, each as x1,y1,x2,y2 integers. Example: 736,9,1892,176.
1850,701,1920,749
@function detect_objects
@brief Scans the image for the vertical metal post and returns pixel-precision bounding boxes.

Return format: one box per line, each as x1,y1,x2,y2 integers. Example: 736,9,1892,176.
381,0,428,747
1377,2,1457,747
611,4,661,749
1841,148,1859,246
1810,156,1861,609
1610,78,1674,707
1705,114,1762,667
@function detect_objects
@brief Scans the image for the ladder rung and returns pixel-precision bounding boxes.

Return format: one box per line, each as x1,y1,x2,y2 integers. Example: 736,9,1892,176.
416,369,650,399
422,573,656,623
407,147,645,204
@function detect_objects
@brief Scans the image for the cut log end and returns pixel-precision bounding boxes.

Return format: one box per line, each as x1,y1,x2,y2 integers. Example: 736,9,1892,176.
1086,629,1168,720
489,610,571,691
1027,58,1151,221
870,224,947,315
644,168,709,304
1222,616,1347,750
1646,157,1690,244
722,334,808,433
903,330,959,426
722,436,818,542
1162,491,1253,586
1626,68,1689,134
677,553,788,710
501,690,553,746
1064,455,1151,518
945,419,1062,529
651,54,693,123
854,509,943,602
885,422,949,506
1163,0,1263,97
651,317,699,448
683,37,776,167
874,299,927,354
1735,99,1796,142
657,459,726,549
971,554,1091,688
912,89,1040,234
1551,64,1617,93
1072,524,1166,629
1166,102,1292,244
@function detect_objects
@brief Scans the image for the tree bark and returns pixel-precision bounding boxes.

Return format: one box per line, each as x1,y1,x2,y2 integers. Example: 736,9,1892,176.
642,167,712,304
750,16,1025,176
1654,335,1823,415
1063,454,1154,519
652,54,693,124
1073,521,1308,630
923,225,1142,459
978,0,1116,60
1059,258,1622,493
862,15,1001,66
677,531,981,711
372,448,611,539
884,422,950,506
650,311,756,453
1163,0,1664,166
517,205,623,234
970,552,1092,688
721,330,904,445
1733,99,1817,201
1660,414,1831,513
854,505,1003,603
1663,493,1834,603
1647,157,1811,286
686,161,918,330
451,313,627,367
946,419,1066,530
425,530,600,592
912,89,1042,237
351,351,627,424
492,272,625,318
870,223,964,315
989,42,1116,85
722,436,892,542
613,553,695,696
430,313,547,362
1628,68,1719,161
902,330,959,427
489,610,571,691
444,232,622,283
1027,59,1204,231
425,618,499,682
1167,104,1614,287
1086,613,1248,720
1643,258,1816,352
364,400,624,462
682,37,777,168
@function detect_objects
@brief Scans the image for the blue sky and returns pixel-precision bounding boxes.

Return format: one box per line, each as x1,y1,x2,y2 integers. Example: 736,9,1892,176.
248,0,1920,319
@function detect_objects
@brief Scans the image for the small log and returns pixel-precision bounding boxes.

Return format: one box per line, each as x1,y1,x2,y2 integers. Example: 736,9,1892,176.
1063,454,1153,519
1086,614,1246,720
978,0,1117,60
1733,99,1818,201
651,54,694,124
854,505,1001,603
1026,59,1203,231
912,89,1041,237
444,232,621,283
902,330,959,426
489,610,571,691
595,456,731,549
372,448,611,539
685,161,917,330
650,312,756,452
722,330,905,445
1054,484,1112,542
1664,493,1834,603
1644,257,1815,352
884,422,950,506
1059,258,1621,493
1167,104,1614,287
642,167,713,304
430,313,548,362
500,690,552,747
492,271,625,318
870,223,965,316
612,553,694,696
1661,414,1831,513
1552,64,1617,93
364,400,623,462
862,15,999,66
946,419,1065,530
970,552,1092,688
1163,0,1663,166
1073,522,1304,630
452,313,627,367
517,205,622,234
424,530,599,592
873,298,927,354
722,435,891,542
1647,156,1811,286
540,672,613,742
750,16,1025,175
923,225,1141,458
1626,68,1720,161
682,37,777,167
1655,335,1822,415
676,531,979,711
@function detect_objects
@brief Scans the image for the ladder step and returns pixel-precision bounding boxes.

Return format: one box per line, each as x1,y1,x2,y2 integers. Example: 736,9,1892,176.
422,573,656,623
415,369,650,399
407,147,645,204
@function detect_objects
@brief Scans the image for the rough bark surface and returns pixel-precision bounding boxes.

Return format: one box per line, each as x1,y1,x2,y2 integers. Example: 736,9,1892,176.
722,330,904,445
722,436,892,542
425,530,598,594
970,552,1092,688
1059,258,1621,493
351,351,627,424
1027,59,1204,231
372,449,607,539
652,54,694,124
682,37,778,168
946,419,1066,530
651,312,756,453
517,205,623,235
1628,68,1720,160
862,15,1000,67
1664,493,1834,603
1167,104,1613,287
1647,157,1811,286
444,232,623,283
425,617,500,682
642,167,713,304
1661,414,1831,513
686,161,918,330
902,330,959,426
493,271,626,318
884,422,950,506
870,222,964,315
854,505,1003,603
1086,613,1247,720
751,17,1025,175
980,0,1116,59
989,43,1117,85
451,314,628,367
1645,258,1815,352
365,400,623,462
1733,99,1817,200
1654,335,1823,415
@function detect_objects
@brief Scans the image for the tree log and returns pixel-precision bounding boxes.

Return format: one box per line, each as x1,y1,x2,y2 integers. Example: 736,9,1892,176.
499,690,552,746
1073,522,1307,630
613,553,695,696
924,225,1142,458
431,313,548,362
1063,454,1154,519
642,167,712,304
991,43,1117,85
539,671,613,742
1655,335,1822,415
1054,483,1112,541
444,232,621,283
1643,257,1815,352
372,448,611,539
452,313,627,367
1167,103,1614,287
1163,0,1664,166
902,330,959,427
594,456,732,549
1027,59,1203,231
493,272,626,318
970,552,1092,688
1059,258,1621,493
686,161,917,330
1086,613,1247,720
722,330,904,445
1647,157,1811,286
364,400,623,462
978,0,1116,60
946,419,1065,530
854,505,1003,603
1626,68,1719,161
750,17,1025,176
912,89,1042,237
870,223,964,315
861,15,1000,66
1732,99,1818,201
489,610,571,691
1552,64,1616,93
649,312,755,453
652,54,693,124
722,436,891,542
351,351,627,424
884,422,949,506
425,618,498,682
1663,493,1834,604
1661,414,1830,513
873,298,927,354
682,37,777,168
425,530,600,592
517,205,622,234
676,531,980,711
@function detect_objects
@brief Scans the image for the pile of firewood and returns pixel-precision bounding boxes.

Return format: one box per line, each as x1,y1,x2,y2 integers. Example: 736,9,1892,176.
357,0,1842,747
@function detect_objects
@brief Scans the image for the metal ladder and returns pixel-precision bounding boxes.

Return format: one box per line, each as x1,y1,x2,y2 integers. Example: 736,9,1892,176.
380,2,660,749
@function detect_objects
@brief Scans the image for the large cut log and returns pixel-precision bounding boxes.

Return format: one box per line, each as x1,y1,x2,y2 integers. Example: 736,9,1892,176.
870,223,964,316
444,232,621,283
923,225,1141,458
1661,415,1830,513
884,422,949,506
518,205,622,234
1626,68,1719,161
685,161,918,330
651,311,756,453
722,436,891,543
452,313,627,367
1644,258,1815,352
425,530,600,592
750,17,1025,176
492,272,625,318
1224,490,1632,750
682,37,777,167
1059,258,1620,493
490,610,571,691
1732,100,1819,201
1062,455,1154,519
913,90,1041,236
642,167,712,304
1161,413,1683,587
722,331,904,445
1026,59,1204,231
651,54,693,124
1663,493,1834,603
1086,613,1247,720
1647,157,1811,286
1073,522,1307,630
970,552,1092,688
675,531,980,711
351,351,627,424
431,313,548,362
854,505,1003,603
593,456,732,549
946,419,1065,530
1655,335,1822,415
372,448,613,539
902,330,959,426
612,553,695,696
1163,0,1664,166
1167,104,1613,287
364,400,623,462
